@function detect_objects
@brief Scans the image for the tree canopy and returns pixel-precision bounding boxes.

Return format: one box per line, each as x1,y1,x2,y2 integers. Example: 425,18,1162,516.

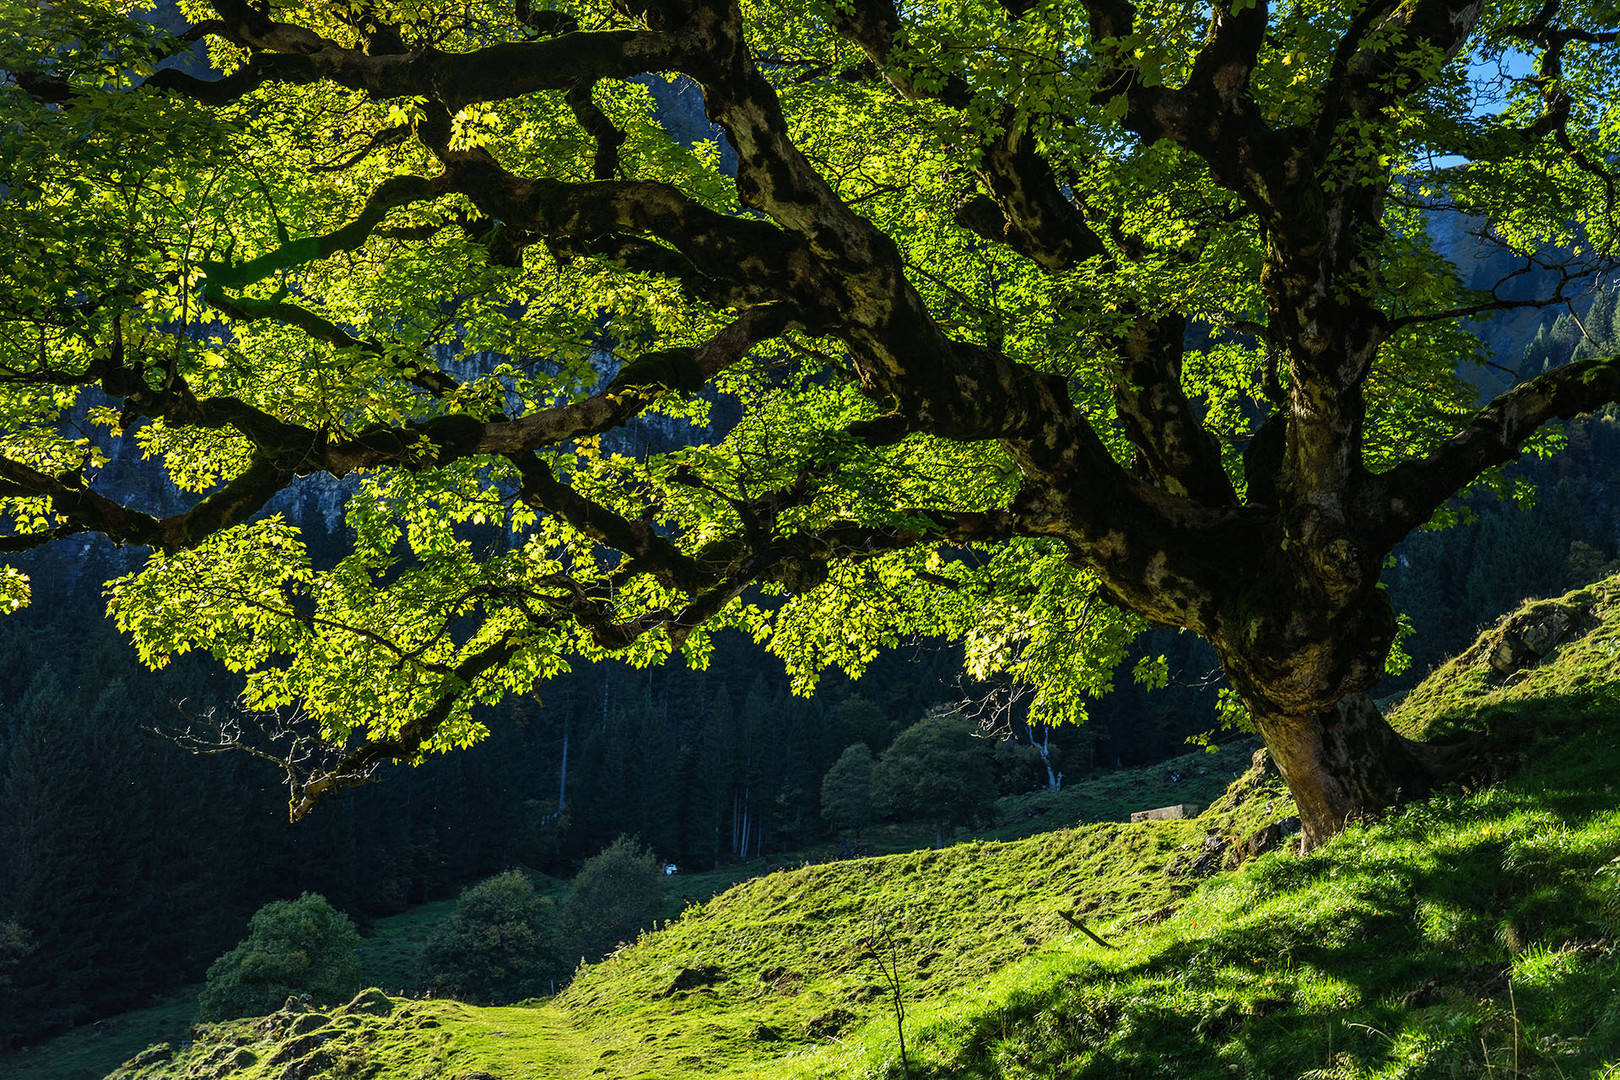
425,869,568,1003
2,0,1619,845
195,892,362,1020
559,835,664,964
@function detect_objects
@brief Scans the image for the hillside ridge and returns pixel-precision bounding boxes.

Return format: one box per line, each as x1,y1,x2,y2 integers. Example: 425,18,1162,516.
17,576,1620,1080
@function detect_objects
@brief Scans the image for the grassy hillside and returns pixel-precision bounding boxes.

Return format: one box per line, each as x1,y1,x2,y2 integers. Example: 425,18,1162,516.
18,578,1620,1079
0,734,1257,1080
793,580,1620,1079
89,808,1240,1080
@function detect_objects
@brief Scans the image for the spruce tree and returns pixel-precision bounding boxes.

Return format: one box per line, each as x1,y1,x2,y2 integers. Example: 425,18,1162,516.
1,671,105,1035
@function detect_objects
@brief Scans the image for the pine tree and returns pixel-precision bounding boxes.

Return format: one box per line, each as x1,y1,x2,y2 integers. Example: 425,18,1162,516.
1573,286,1620,362
1,671,106,1035
694,685,735,869
626,702,679,858
1518,322,1557,382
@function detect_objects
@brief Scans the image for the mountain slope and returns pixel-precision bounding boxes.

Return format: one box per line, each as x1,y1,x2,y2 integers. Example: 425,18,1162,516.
85,576,1620,1079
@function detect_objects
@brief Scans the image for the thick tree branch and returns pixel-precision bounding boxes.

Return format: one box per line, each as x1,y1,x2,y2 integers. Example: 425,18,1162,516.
567,84,628,181
0,446,292,553
815,9,1105,276
1110,312,1238,507
283,487,1020,819
1368,351,1620,543
954,108,1108,275
289,633,524,820
688,12,893,254
147,5,684,113
0,524,89,552
820,0,972,105
0,306,792,558
474,303,797,456
1086,1,1291,216
0,455,169,548
200,174,443,291
557,233,778,311
1185,0,1269,112
431,160,828,315
1313,0,1475,145
506,453,708,594
815,5,1231,519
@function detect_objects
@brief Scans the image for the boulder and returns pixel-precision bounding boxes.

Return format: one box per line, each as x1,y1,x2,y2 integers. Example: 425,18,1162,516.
1130,803,1201,823
1488,603,1587,675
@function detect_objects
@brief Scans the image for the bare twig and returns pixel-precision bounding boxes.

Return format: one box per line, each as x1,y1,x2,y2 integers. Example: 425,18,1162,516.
862,918,912,1079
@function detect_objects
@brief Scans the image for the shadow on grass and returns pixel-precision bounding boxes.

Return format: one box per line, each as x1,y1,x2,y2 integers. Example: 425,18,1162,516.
913,696,1620,1080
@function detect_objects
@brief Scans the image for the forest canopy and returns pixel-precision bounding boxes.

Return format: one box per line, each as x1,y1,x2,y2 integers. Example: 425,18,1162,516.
2,0,1618,845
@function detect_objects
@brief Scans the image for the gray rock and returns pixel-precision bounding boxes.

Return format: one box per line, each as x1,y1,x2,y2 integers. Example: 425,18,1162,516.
1488,604,1586,675
1130,803,1201,823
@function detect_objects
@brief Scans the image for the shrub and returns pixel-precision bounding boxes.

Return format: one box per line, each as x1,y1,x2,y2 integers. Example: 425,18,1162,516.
196,893,361,1020
872,710,998,847
559,836,664,966
424,870,566,1003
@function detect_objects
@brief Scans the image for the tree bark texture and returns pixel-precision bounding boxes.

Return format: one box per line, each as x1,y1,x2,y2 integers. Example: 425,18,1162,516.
1251,694,1437,849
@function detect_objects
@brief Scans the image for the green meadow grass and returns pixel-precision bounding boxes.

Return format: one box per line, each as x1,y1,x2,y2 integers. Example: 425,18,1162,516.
16,578,1620,1080
794,580,1620,1079
1,996,195,1080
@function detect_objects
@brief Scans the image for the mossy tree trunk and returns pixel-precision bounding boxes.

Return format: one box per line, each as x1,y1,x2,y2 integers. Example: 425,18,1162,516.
1248,697,1440,848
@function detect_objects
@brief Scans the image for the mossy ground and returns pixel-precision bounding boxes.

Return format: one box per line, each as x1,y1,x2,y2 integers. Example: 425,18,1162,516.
13,580,1620,1080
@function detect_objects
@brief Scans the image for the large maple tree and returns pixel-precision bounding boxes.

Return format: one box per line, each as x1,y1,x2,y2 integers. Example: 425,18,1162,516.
3,0,1618,845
